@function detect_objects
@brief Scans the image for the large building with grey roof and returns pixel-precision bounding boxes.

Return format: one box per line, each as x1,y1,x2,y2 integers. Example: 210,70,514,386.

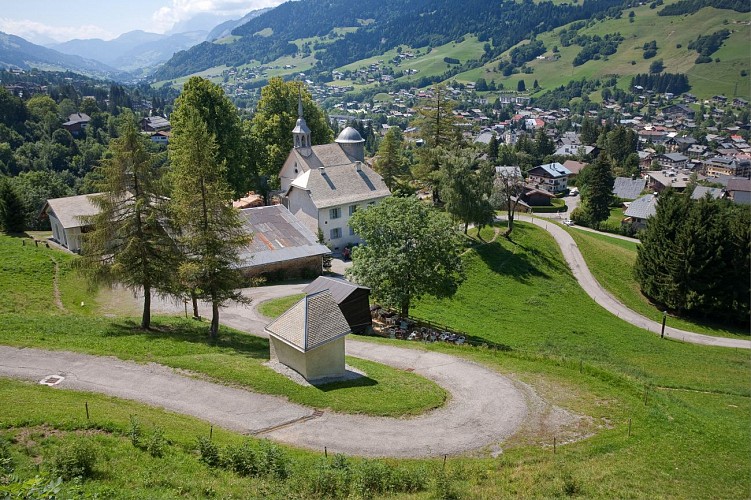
41,193,103,253
279,99,391,250
236,204,331,279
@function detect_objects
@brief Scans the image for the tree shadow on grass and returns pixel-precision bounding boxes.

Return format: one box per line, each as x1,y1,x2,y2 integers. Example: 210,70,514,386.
474,241,552,284
102,318,270,360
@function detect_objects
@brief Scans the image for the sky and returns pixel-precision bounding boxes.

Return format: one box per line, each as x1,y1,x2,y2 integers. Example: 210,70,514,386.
0,0,285,44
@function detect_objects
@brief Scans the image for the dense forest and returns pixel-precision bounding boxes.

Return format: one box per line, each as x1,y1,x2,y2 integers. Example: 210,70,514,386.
630,73,691,94
153,0,630,81
658,0,749,16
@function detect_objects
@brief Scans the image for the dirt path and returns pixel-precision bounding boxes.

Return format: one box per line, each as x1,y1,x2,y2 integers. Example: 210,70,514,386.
50,257,65,312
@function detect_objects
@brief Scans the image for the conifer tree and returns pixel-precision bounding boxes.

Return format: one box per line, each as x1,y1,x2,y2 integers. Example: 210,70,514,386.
77,114,175,330
579,155,614,227
169,108,252,339
0,178,24,234
374,127,406,189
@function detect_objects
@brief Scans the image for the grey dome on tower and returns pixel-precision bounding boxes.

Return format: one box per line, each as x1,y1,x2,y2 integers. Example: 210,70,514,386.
335,127,365,161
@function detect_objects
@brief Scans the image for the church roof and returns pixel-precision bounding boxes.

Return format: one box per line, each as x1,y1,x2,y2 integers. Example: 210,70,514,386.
292,117,311,135
291,143,359,169
336,126,364,144
264,290,350,352
287,162,390,209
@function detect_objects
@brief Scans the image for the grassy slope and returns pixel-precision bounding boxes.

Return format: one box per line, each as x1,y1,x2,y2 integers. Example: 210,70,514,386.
412,223,750,396
567,227,748,338
452,1,750,99
1,228,749,497
0,236,446,417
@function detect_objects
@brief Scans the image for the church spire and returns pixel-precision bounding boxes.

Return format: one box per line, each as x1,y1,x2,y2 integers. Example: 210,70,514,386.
292,88,311,149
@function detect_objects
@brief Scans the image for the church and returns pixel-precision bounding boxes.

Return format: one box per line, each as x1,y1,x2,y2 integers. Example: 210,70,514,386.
278,98,391,251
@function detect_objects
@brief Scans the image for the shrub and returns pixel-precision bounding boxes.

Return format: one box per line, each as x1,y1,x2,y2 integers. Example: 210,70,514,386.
128,415,142,448
311,457,351,498
197,437,220,467
257,440,289,479
0,435,13,475
224,441,258,476
49,440,97,480
433,469,461,499
146,426,166,458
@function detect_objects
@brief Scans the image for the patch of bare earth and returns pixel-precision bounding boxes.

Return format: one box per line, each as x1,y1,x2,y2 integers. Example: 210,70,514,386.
499,375,611,452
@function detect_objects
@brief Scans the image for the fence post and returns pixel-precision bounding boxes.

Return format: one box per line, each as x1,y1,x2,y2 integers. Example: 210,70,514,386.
85,402,89,420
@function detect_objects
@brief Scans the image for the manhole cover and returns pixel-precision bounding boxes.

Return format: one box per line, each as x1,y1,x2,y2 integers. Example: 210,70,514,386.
312,410,324,418
39,375,64,386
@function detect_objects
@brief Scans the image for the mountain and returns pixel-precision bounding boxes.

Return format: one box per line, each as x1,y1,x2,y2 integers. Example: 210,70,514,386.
52,31,164,66
50,29,207,73
206,8,274,42
167,13,237,35
0,31,121,78
153,0,627,81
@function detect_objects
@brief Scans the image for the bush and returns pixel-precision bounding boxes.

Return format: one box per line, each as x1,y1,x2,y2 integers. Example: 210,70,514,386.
49,439,97,480
433,469,461,499
197,437,220,467
146,426,166,458
257,440,289,479
0,435,13,475
128,415,142,448
224,441,258,476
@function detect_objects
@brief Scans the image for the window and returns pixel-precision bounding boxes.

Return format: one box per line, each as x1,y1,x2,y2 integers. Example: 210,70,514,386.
330,228,342,239
349,205,358,216
349,226,356,236
329,207,341,219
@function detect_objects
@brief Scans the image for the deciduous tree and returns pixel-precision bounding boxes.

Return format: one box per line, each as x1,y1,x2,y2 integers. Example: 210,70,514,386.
170,77,248,199
347,197,464,318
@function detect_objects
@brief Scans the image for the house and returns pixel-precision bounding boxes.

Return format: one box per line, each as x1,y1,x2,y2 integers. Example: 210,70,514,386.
645,170,693,192
140,116,171,132
62,112,91,137
562,160,588,178
527,162,571,193
703,157,751,178
521,185,556,206
279,98,391,249
554,145,595,157
265,290,351,382
149,130,170,145
623,193,658,230
236,205,331,279
41,193,102,253
655,153,688,170
661,104,695,120
303,276,372,334
726,178,751,205
613,177,646,200
690,186,725,200
665,136,696,153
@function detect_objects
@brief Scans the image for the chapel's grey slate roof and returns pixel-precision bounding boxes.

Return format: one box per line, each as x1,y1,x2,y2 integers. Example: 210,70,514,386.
265,290,350,352
690,186,724,200
292,143,357,170
43,193,103,229
624,194,658,220
613,177,646,200
63,112,90,126
302,276,369,304
289,162,390,209
236,205,330,268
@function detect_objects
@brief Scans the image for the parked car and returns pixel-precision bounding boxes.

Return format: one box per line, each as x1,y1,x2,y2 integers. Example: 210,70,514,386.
562,219,575,226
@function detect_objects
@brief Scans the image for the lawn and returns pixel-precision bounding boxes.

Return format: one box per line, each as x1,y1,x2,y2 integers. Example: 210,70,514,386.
258,293,305,318
567,228,749,338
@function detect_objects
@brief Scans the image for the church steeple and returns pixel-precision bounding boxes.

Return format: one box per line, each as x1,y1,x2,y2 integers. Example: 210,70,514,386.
292,90,311,149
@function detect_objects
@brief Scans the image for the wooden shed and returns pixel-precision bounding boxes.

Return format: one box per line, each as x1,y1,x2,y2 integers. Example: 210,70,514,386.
303,276,372,334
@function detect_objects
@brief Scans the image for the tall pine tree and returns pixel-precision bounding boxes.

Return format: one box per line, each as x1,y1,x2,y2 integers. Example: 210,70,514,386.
0,178,25,234
77,114,175,330
169,108,252,339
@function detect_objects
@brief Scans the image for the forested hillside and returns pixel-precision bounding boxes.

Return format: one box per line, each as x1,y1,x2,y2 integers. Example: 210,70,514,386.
153,0,629,81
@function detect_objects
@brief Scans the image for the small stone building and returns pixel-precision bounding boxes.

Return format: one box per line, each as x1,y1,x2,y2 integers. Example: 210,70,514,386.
265,290,351,381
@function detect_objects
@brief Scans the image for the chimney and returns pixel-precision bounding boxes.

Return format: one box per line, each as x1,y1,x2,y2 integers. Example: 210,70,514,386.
355,161,362,172
319,166,325,175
